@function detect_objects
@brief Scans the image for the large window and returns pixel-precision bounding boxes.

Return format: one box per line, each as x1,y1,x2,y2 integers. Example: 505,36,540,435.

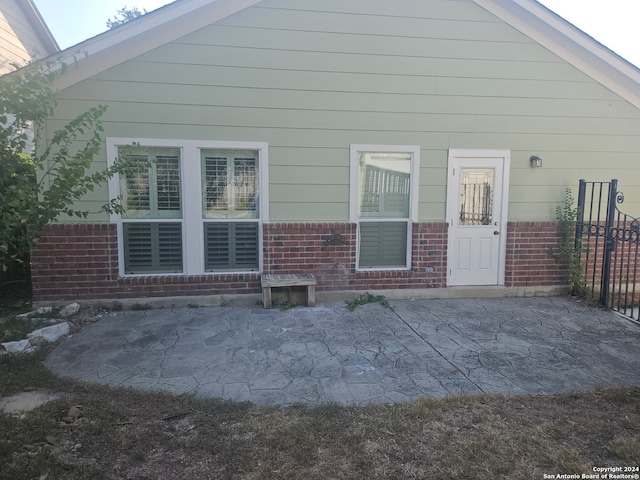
350,145,420,269
202,150,259,271
120,147,183,274
109,139,267,276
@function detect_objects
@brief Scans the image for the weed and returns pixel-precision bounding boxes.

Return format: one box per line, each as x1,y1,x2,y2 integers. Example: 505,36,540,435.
345,292,394,312
280,302,296,311
37,306,63,319
131,303,152,310
0,316,46,342
550,188,585,295
109,301,123,311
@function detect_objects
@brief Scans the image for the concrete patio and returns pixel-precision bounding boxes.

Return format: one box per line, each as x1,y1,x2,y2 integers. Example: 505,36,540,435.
46,296,640,406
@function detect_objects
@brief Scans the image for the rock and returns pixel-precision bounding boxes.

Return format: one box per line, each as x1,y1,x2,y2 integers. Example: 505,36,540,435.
27,322,70,346
1,339,31,353
67,406,83,419
59,303,80,318
17,307,53,319
39,317,65,326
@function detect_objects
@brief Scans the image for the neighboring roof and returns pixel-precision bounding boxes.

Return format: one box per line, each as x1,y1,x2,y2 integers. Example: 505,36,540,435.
18,0,59,55
0,0,59,72
50,0,640,110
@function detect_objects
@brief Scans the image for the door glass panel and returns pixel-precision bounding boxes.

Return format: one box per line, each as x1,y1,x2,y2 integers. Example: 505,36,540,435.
459,168,494,226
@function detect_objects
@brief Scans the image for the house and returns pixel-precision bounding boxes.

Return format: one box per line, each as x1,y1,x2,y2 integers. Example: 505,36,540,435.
0,0,58,73
29,0,640,305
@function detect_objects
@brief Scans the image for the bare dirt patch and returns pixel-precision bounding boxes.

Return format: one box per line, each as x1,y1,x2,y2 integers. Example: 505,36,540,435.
0,390,63,414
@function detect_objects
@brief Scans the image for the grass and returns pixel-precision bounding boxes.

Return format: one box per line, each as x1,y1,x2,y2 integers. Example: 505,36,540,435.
1,309,640,479
0,316,44,343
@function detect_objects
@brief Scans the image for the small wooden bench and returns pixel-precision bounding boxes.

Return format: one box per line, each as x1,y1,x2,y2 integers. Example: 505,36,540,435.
261,273,316,309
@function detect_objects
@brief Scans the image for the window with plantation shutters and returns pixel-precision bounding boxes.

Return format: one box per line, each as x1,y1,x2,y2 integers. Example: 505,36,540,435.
121,148,181,219
351,146,419,270
119,146,183,273
110,139,266,276
202,149,260,272
202,150,258,219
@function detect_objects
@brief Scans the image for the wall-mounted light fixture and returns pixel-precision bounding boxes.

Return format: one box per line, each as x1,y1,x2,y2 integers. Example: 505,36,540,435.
529,155,542,168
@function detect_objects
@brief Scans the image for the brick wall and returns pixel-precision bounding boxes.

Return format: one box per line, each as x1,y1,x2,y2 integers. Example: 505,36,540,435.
31,224,261,302
263,222,356,290
31,224,120,301
31,221,570,302
505,221,567,287
263,222,448,291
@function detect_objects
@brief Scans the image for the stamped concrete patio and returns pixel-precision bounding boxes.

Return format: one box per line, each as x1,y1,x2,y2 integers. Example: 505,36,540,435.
45,296,640,406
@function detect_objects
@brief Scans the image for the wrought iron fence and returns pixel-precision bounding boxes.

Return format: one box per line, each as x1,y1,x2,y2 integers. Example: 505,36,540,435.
576,179,640,323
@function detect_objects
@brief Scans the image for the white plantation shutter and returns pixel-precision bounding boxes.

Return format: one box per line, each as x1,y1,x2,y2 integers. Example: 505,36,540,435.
155,155,181,213
123,155,151,214
202,151,258,219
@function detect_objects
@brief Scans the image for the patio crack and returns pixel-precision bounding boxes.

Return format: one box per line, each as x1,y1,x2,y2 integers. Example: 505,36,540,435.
392,310,486,394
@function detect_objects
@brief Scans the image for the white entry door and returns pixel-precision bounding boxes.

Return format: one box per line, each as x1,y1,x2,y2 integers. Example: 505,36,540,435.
447,150,510,286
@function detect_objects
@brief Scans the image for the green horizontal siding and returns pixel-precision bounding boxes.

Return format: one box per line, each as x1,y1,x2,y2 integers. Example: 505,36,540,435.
50,0,640,223
62,80,639,119
261,0,499,22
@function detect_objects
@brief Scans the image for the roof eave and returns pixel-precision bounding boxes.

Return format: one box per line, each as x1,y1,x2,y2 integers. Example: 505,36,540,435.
19,0,59,55
474,0,640,109
52,0,262,90
50,0,640,110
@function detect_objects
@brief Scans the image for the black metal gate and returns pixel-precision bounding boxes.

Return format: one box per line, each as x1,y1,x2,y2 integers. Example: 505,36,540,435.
576,179,640,323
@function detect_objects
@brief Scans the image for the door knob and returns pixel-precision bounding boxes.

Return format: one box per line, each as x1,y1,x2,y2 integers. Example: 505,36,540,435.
493,231,500,235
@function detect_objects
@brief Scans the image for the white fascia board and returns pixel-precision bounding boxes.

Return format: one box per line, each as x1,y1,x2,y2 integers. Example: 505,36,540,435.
21,0,60,54
473,0,640,109
52,0,263,90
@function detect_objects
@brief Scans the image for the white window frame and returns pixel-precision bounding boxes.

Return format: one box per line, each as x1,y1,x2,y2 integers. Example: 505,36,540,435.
349,144,420,271
107,138,269,276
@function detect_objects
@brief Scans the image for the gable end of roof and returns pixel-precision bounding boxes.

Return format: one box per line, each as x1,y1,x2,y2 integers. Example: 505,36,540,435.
53,0,262,90
50,0,640,110
474,0,640,109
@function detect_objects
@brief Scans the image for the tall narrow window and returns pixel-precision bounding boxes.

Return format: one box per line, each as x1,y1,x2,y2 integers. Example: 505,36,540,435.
351,146,419,269
119,147,183,273
202,150,260,271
